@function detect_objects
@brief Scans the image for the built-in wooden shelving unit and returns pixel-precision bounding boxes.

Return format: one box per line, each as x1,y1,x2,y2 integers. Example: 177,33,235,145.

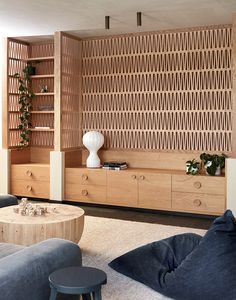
2,22,236,207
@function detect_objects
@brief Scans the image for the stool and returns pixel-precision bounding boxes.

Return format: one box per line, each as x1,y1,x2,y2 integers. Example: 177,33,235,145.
49,266,107,300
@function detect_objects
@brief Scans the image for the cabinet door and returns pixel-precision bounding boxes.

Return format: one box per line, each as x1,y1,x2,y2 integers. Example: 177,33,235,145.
107,171,138,207
11,180,50,199
65,168,106,186
172,192,225,215
11,164,50,181
172,175,225,195
138,173,171,209
65,183,106,203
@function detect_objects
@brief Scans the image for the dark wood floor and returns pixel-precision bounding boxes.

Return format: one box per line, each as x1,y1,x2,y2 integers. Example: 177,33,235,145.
63,201,215,230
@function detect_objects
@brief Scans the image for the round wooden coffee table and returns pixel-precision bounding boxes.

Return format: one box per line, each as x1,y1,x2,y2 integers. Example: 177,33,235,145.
0,204,84,246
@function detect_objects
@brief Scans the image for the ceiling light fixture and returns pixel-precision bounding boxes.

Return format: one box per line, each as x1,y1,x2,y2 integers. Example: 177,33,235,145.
105,16,110,29
137,12,142,26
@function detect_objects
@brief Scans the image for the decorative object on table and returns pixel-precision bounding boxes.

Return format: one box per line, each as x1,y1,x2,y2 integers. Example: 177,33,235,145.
14,64,35,147
200,153,226,176
13,198,48,216
39,84,48,93
102,162,128,170
82,131,104,168
185,159,200,175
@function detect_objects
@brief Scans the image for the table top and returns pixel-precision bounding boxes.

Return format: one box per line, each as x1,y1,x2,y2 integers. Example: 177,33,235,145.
49,266,107,289
0,203,84,225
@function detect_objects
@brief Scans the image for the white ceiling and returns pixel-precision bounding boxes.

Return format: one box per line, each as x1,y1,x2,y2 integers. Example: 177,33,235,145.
0,0,236,39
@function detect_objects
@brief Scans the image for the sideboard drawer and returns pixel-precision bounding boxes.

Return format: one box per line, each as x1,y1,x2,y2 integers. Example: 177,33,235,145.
11,164,50,181
11,180,50,199
172,192,225,215
65,168,106,186
65,184,106,203
172,175,225,195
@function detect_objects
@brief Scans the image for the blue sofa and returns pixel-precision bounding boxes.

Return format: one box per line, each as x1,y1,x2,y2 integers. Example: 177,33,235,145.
0,195,82,300
0,238,82,300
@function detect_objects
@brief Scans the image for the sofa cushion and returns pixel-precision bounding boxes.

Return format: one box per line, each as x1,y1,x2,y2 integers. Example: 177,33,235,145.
0,243,25,259
109,210,236,300
0,194,18,208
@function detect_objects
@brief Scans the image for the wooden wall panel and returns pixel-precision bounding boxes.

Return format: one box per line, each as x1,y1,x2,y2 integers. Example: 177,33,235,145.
7,39,29,148
82,26,232,153
61,34,82,150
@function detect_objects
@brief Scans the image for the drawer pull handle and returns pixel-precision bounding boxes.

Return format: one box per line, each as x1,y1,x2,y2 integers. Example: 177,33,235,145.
26,170,32,177
193,181,201,189
82,190,88,196
132,175,136,180
82,174,88,180
26,185,32,192
193,199,202,207
140,175,145,180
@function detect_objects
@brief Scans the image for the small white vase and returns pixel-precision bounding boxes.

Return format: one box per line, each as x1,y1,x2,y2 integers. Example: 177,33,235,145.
82,131,104,168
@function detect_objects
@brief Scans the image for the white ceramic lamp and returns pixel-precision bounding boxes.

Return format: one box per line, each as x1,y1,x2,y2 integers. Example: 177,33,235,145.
82,131,104,168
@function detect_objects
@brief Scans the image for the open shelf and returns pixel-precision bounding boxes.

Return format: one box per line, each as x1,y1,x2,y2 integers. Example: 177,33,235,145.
34,92,54,96
31,74,54,79
30,128,54,132
26,56,54,62
31,111,54,114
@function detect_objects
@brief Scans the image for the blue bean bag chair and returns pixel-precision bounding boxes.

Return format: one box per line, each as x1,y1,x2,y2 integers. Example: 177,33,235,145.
109,210,236,300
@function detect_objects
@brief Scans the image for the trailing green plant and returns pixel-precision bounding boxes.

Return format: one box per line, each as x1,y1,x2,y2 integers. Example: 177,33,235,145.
186,159,200,175
14,63,35,147
200,153,227,176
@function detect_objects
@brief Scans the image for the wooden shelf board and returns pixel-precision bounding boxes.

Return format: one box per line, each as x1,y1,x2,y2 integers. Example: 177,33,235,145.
34,92,54,96
26,56,54,62
30,128,54,132
31,111,54,114
31,74,54,79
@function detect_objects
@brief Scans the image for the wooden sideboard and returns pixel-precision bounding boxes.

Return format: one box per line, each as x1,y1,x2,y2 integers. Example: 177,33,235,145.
11,164,50,199
65,167,225,215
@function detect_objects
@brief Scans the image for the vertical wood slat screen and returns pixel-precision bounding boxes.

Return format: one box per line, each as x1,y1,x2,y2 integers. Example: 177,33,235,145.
7,41,55,148
82,26,232,152
8,40,28,147
61,34,82,149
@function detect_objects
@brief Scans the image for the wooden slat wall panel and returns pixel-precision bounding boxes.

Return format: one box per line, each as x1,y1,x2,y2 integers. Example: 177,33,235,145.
82,26,232,152
7,40,29,147
61,34,82,149
30,43,54,58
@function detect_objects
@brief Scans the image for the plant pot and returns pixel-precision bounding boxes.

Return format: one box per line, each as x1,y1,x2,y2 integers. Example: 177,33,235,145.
25,65,36,76
205,165,221,176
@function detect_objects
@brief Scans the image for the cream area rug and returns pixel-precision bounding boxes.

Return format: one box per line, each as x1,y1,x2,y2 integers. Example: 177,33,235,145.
79,216,206,300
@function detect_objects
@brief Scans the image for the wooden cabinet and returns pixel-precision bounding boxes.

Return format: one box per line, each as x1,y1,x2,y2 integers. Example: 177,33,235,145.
172,175,225,215
65,168,107,203
138,173,171,210
107,171,138,206
65,168,226,215
11,164,50,198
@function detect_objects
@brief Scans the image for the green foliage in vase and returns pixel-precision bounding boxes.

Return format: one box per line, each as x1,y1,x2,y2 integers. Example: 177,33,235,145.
200,153,227,176
14,63,35,147
186,159,200,175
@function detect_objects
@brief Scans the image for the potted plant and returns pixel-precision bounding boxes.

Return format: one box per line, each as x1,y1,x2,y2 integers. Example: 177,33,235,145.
200,153,227,176
14,64,35,147
186,159,200,175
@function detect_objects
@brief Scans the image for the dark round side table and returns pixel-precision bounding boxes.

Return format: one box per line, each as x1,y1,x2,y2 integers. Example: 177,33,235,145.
49,266,107,300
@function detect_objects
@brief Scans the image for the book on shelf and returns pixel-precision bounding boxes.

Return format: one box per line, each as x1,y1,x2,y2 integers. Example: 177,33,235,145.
103,162,127,167
102,165,128,170
102,162,128,170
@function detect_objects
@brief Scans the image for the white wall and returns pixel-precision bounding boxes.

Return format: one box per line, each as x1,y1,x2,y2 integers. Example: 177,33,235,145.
0,37,3,149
